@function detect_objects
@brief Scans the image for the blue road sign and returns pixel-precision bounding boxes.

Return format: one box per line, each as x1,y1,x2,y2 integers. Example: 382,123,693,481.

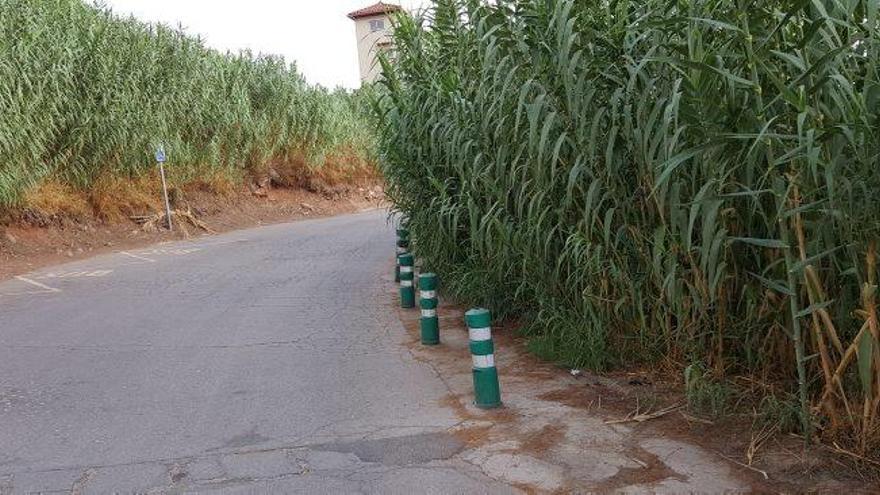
155,146,167,163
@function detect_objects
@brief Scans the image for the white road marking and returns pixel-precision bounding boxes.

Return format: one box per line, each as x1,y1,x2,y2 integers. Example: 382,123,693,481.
2,236,231,298
85,270,113,277
189,238,248,247
39,272,83,279
120,251,156,263
37,270,113,280
1,270,113,297
138,248,202,256
0,290,60,297
14,276,61,293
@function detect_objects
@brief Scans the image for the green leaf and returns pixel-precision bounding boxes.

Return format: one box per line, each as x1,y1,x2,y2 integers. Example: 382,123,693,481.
795,300,834,319
746,271,794,296
788,245,845,274
730,237,788,249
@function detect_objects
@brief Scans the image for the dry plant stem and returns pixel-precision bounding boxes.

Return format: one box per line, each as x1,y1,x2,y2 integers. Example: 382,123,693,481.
822,320,871,405
793,193,839,430
746,424,777,467
679,411,714,425
138,209,214,236
860,243,879,452
714,451,770,480
806,269,846,354
831,442,880,468
604,403,683,425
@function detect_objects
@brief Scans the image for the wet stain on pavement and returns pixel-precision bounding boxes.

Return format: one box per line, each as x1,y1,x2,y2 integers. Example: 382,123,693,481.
221,428,272,449
313,431,464,466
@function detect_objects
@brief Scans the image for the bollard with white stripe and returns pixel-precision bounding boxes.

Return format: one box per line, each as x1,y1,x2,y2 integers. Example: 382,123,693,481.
395,238,409,282
419,273,439,345
465,308,501,408
395,228,410,283
398,252,415,308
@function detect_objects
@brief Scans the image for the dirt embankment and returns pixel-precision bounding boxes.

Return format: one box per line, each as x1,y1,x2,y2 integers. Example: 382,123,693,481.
0,180,386,281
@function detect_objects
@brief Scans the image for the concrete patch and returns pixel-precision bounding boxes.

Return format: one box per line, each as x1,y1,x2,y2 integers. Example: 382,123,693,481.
80,463,167,493
182,457,225,482
469,452,566,492
299,449,364,472
558,445,638,484
6,469,81,494
370,464,520,494
195,475,361,493
629,438,742,493
219,450,304,479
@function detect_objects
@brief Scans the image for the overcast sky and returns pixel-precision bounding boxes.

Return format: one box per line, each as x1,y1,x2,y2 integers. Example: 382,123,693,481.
101,1,426,89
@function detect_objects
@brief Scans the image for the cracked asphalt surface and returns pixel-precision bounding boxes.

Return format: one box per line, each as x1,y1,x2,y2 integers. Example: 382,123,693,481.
0,210,517,493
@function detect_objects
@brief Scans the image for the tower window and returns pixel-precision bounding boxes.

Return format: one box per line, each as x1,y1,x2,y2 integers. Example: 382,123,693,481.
369,19,385,32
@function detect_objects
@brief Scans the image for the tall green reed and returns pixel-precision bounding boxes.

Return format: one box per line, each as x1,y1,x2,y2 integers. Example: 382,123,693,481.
376,0,879,451
0,0,376,208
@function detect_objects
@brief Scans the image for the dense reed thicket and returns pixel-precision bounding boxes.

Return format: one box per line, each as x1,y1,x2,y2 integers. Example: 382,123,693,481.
377,0,880,451
0,0,376,209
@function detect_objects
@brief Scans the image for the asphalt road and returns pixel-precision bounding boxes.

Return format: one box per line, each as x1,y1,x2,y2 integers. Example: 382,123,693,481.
0,210,515,493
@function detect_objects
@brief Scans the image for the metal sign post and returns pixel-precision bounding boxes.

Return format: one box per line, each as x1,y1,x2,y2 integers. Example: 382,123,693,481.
155,146,173,231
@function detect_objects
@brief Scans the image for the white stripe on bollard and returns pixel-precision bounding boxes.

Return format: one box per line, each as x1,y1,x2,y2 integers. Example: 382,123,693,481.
420,290,436,299
401,280,413,287
469,327,492,342
421,309,437,318
472,354,495,368
400,266,413,274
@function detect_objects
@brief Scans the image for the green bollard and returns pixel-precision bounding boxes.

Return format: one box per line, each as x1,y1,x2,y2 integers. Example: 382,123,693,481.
398,252,415,308
419,273,439,345
395,238,409,282
465,308,501,409
395,228,409,282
